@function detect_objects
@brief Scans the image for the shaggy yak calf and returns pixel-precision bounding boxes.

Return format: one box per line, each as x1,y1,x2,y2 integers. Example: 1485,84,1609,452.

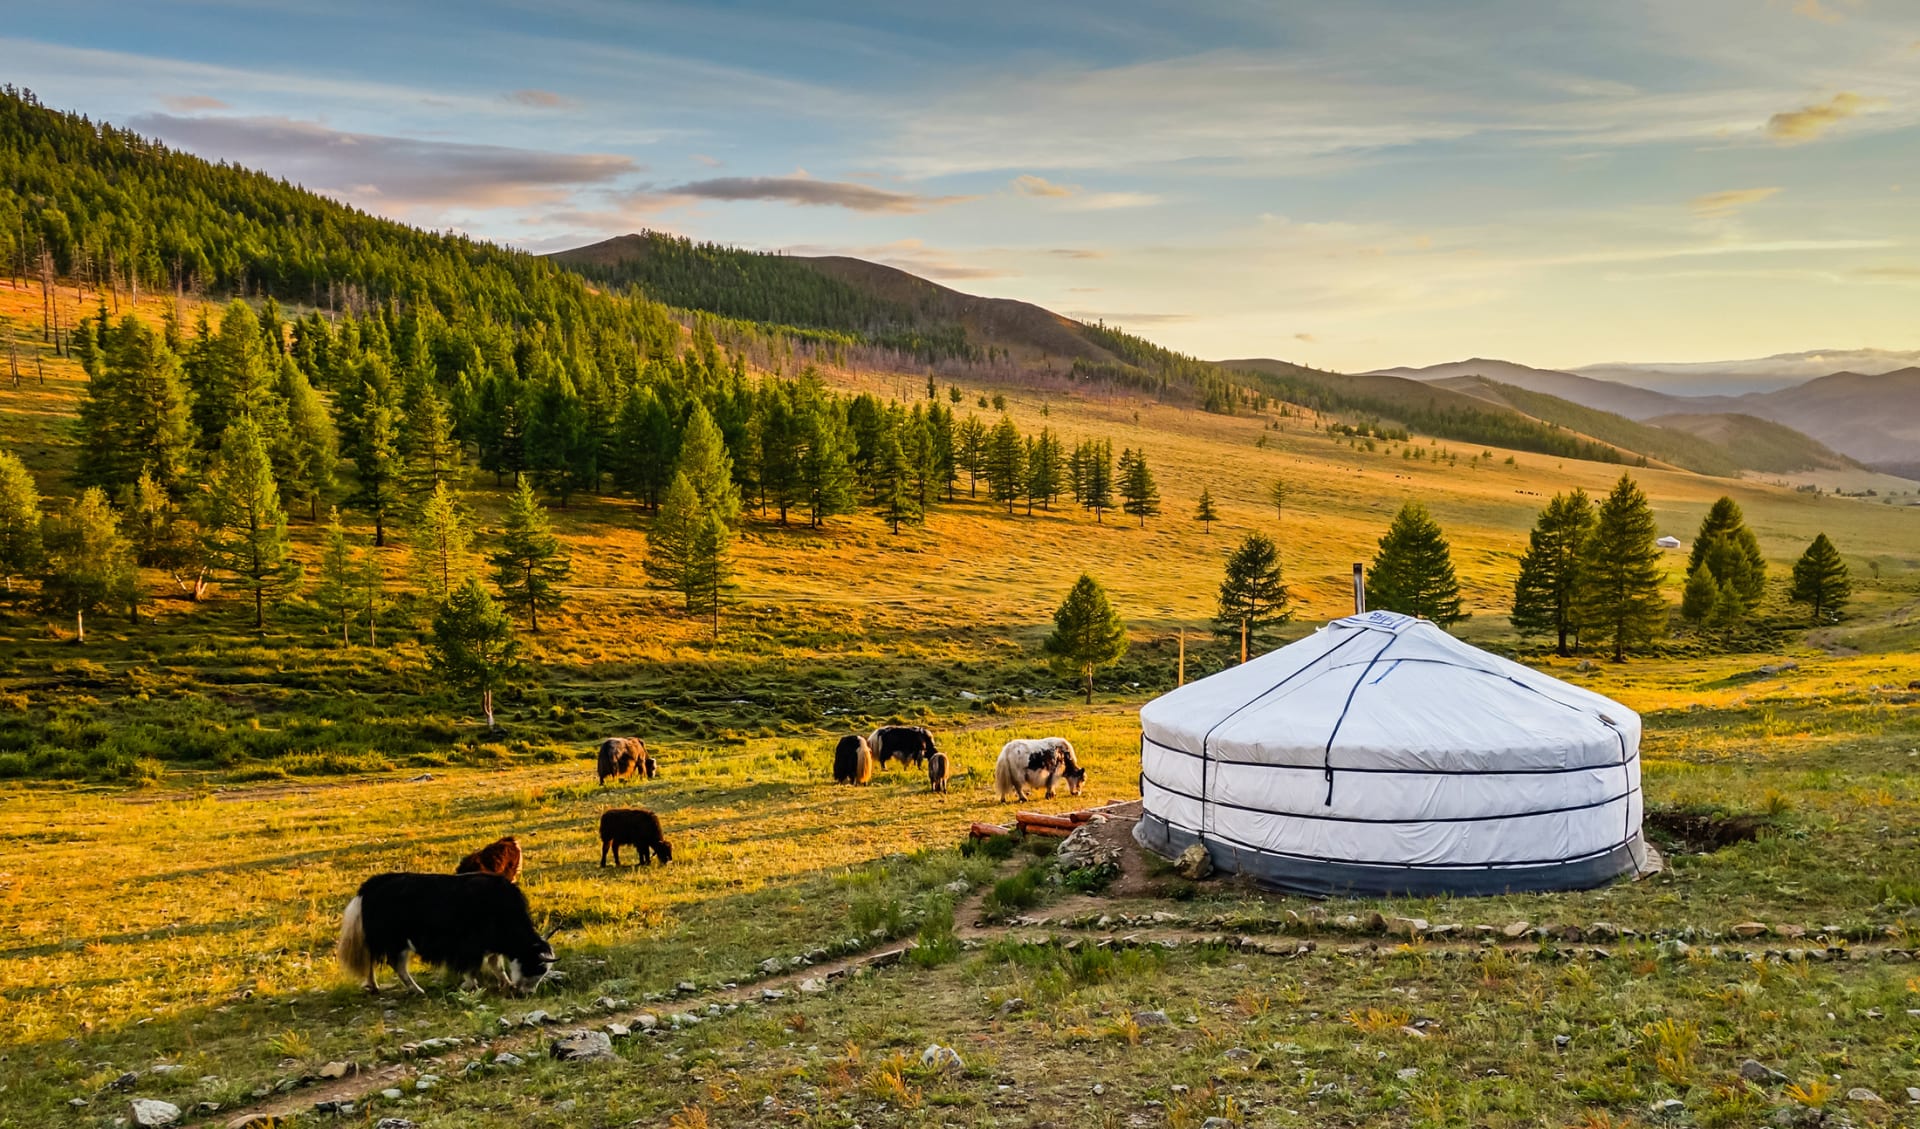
597,737,657,785
455,835,523,882
832,734,873,784
994,737,1084,802
867,725,939,769
927,750,951,793
599,808,673,867
336,872,555,995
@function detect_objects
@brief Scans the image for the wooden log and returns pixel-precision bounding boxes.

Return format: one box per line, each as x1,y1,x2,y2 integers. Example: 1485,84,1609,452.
1020,824,1072,838
1015,811,1076,830
969,822,1012,839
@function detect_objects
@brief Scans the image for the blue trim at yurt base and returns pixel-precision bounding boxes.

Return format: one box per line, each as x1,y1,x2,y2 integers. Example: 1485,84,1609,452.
1132,810,1644,897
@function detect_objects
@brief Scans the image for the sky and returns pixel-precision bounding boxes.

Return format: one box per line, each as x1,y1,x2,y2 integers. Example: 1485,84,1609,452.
6,0,1920,373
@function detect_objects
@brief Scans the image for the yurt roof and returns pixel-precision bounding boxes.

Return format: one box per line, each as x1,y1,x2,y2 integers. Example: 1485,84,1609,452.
1140,611,1639,775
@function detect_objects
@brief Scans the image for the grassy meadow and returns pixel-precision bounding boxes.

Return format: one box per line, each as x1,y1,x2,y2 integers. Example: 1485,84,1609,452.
3,279,1920,1126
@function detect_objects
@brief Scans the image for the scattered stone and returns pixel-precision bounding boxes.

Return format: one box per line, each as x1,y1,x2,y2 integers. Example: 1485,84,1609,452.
414,1074,439,1091
1906,1086,1920,1104
554,1099,578,1113
760,958,783,974
380,1088,403,1100
318,1061,354,1080
945,879,971,894
1554,1035,1571,1050
1133,1010,1170,1027
1657,939,1693,960
1399,1026,1428,1040
921,1044,965,1072
408,773,434,782
1202,1119,1233,1129
494,1052,525,1067
376,1120,418,1129
1387,917,1429,937
1000,998,1026,1015
68,1098,89,1109
1092,1083,1106,1096
798,978,826,994
551,1030,617,1063
129,1099,181,1127
520,1009,553,1027
1396,1067,1420,1081
634,1014,659,1031
1650,1098,1685,1116
1502,921,1530,939
606,1023,631,1039
1174,844,1214,880
1848,1088,1884,1104
762,988,787,1001
676,981,697,993
111,1071,141,1091
497,1016,515,1031
149,1064,186,1077
1731,922,1771,939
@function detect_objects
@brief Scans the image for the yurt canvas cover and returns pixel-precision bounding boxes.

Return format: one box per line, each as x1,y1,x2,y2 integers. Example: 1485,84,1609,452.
1135,611,1648,895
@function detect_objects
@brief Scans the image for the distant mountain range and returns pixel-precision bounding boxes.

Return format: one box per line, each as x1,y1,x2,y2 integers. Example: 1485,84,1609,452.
1576,349,1920,397
1368,358,1920,478
550,233,1916,482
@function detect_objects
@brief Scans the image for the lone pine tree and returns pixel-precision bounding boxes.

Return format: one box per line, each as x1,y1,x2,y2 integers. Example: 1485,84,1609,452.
1215,531,1290,647
1576,473,1668,661
1368,501,1465,627
1510,489,1594,656
1043,574,1128,704
1788,532,1850,624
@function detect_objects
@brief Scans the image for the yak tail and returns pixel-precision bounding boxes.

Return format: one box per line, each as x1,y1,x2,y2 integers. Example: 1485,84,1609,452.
336,896,373,980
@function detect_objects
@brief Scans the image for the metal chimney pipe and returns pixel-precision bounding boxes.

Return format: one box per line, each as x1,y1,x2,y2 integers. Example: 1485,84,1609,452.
1352,563,1366,614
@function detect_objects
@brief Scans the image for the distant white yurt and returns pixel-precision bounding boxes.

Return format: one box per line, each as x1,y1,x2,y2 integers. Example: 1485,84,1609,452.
1135,611,1648,896
1656,535,1682,549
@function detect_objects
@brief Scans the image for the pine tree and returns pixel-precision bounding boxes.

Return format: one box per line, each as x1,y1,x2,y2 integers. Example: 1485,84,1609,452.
409,481,474,604
190,300,283,450
347,381,403,546
1575,473,1668,661
399,382,462,505
491,476,572,631
314,507,357,645
1027,428,1065,511
40,486,136,642
677,401,742,525
928,404,957,502
1043,574,1129,704
1788,532,1850,623
984,415,1027,515
797,400,856,528
124,467,206,600
77,316,193,494
430,577,521,732
1194,486,1220,533
0,450,44,596
1680,563,1719,625
202,416,302,628
1686,497,1766,608
685,511,733,640
873,428,921,534
612,384,678,511
646,471,734,615
526,375,595,506
1080,439,1115,522
1267,477,1290,520
1119,448,1161,527
1368,501,1465,626
1215,531,1290,646
358,540,389,647
275,356,338,521
1509,489,1594,656
955,415,986,498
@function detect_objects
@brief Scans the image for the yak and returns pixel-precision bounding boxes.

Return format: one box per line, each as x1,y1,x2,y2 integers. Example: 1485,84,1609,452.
455,836,523,883
599,808,673,867
926,749,951,793
336,872,554,995
597,737,657,785
993,737,1082,802
867,725,939,769
833,734,873,784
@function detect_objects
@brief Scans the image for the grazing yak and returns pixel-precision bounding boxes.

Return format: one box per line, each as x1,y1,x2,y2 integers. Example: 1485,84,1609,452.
455,836,523,883
599,808,673,867
597,737,657,785
867,725,939,769
927,749,951,793
336,872,554,995
833,734,873,784
994,737,1083,802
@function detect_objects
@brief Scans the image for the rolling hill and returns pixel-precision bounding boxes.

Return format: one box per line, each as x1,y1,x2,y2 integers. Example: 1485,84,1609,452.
1370,357,1700,421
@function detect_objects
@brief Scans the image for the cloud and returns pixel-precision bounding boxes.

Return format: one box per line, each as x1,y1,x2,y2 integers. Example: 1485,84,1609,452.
781,238,1006,281
1294,333,1318,343
1074,191,1162,210
1689,186,1781,217
1766,91,1877,142
1012,174,1075,198
504,89,575,109
128,113,637,213
1791,0,1843,22
161,94,229,112
1855,265,1920,282
1046,248,1106,260
659,175,972,213
691,153,724,168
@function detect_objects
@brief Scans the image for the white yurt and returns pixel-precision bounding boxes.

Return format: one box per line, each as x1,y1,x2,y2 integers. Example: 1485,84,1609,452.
1135,610,1649,896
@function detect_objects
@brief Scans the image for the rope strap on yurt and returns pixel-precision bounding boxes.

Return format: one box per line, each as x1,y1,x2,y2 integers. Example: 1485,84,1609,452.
1321,631,1400,805
1196,627,1375,838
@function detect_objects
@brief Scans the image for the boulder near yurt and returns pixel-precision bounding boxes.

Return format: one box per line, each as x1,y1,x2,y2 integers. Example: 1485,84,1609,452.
1135,610,1649,896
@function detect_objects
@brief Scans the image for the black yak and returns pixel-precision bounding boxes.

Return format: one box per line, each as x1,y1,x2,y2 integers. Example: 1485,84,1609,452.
867,725,938,768
599,808,673,867
335,872,554,995
833,734,873,784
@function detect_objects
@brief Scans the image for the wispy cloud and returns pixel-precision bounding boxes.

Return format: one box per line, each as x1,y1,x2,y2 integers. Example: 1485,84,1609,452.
691,153,724,168
1012,174,1075,198
660,175,972,213
1766,91,1877,142
784,238,1005,280
128,113,637,213
504,89,575,109
1690,186,1781,217
160,94,229,112
1009,174,1160,210
1791,0,1844,23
